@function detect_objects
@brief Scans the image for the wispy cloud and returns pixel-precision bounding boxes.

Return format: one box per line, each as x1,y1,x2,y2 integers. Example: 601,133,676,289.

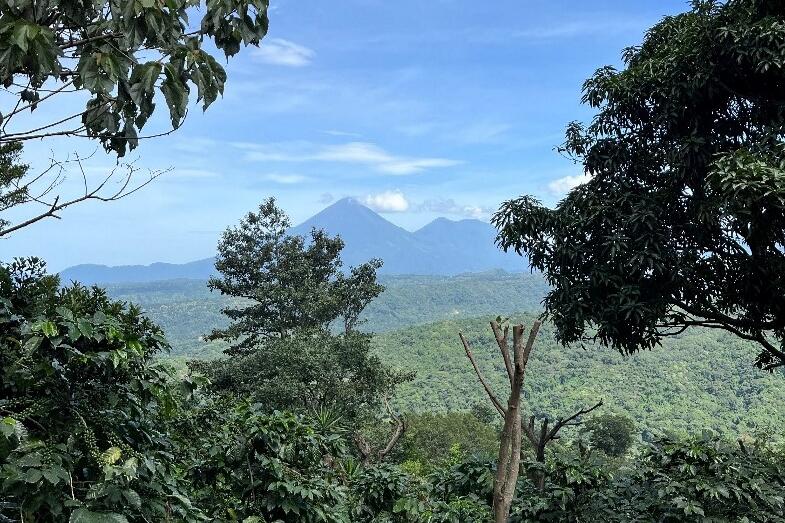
262,173,311,184
253,38,315,66
548,173,592,194
321,130,363,138
417,198,493,219
236,141,461,175
361,190,409,212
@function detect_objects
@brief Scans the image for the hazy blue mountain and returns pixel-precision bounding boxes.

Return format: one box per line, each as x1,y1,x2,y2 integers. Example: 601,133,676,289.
60,258,216,285
60,198,528,284
412,217,523,274
290,197,441,273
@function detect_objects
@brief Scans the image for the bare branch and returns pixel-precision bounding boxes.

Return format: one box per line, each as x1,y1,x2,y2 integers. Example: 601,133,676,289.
3,80,76,126
378,397,406,460
0,158,168,238
546,400,604,442
490,320,514,383
459,332,506,417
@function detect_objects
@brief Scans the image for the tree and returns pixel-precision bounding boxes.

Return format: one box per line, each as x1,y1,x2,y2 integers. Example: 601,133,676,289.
195,329,402,422
495,0,785,370
579,414,636,458
460,319,602,522
0,0,267,154
460,321,536,523
0,0,268,236
207,198,385,354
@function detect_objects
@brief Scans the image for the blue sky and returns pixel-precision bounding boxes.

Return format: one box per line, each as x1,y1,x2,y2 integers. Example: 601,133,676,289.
3,0,687,271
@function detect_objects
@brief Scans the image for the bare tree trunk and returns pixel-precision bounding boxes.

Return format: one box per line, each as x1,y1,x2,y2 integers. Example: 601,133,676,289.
461,321,538,523
461,319,603,521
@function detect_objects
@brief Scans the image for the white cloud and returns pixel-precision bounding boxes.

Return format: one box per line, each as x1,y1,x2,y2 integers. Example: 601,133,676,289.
361,190,409,212
316,142,392,164
548,173,592,194
236,141,460,176
263,173,311,184
321,130,363,138
253,38,314,67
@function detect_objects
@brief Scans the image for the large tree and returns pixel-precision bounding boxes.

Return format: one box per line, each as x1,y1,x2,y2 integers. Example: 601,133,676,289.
208,197,385,354
495,0,785,370
197,329,401,421
0,0,269,236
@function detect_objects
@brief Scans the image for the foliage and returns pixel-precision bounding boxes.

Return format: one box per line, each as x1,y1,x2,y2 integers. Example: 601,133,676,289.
0,257,202,521
579,414,636,458
373,314,785,437
101,271,549,357
495,0,785,369
0,0,268,156
194,329,405,421
0,142,28,231
207,198,384,354
511,432,785,523
393,412,499,470
180,400,349,522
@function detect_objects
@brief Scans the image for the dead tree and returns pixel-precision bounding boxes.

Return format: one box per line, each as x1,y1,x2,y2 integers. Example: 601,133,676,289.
354,397,406,465
460,319,603,523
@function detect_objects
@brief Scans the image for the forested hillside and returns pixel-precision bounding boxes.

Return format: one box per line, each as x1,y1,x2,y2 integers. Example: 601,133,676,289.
105,273,785,437
104,271,549,356
374,314,785,437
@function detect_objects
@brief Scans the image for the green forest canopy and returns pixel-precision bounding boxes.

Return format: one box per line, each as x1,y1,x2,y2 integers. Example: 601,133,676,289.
103,273,785,438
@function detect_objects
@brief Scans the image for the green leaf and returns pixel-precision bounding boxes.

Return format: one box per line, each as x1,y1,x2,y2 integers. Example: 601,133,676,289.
77,319,94,338
24,335,43,353
123,489,142,509
12,22,39,53
41,320,58,337
101,446,122,465
0,417,17,437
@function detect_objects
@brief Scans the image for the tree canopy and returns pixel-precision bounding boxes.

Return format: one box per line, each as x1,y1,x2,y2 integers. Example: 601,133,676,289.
208,198,385,354
495,0,785,369
0,0,268,155
0,0,269,237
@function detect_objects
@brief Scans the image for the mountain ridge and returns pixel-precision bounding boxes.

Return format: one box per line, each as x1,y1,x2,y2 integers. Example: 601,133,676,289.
60,198,527,284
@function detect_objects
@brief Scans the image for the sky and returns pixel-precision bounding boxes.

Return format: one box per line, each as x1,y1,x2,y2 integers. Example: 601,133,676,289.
2,0,687,271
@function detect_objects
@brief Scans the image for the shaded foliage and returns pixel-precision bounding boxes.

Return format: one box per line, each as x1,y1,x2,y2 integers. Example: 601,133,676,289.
194,329,405,422
580,414,636,458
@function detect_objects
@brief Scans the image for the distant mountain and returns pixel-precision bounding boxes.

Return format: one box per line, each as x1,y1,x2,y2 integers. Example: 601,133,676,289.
60,258,216,285
60,198,528,284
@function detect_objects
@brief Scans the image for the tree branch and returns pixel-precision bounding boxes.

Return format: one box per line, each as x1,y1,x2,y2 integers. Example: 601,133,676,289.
460,332,506,416
546,400,604,442
490,320,514,383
